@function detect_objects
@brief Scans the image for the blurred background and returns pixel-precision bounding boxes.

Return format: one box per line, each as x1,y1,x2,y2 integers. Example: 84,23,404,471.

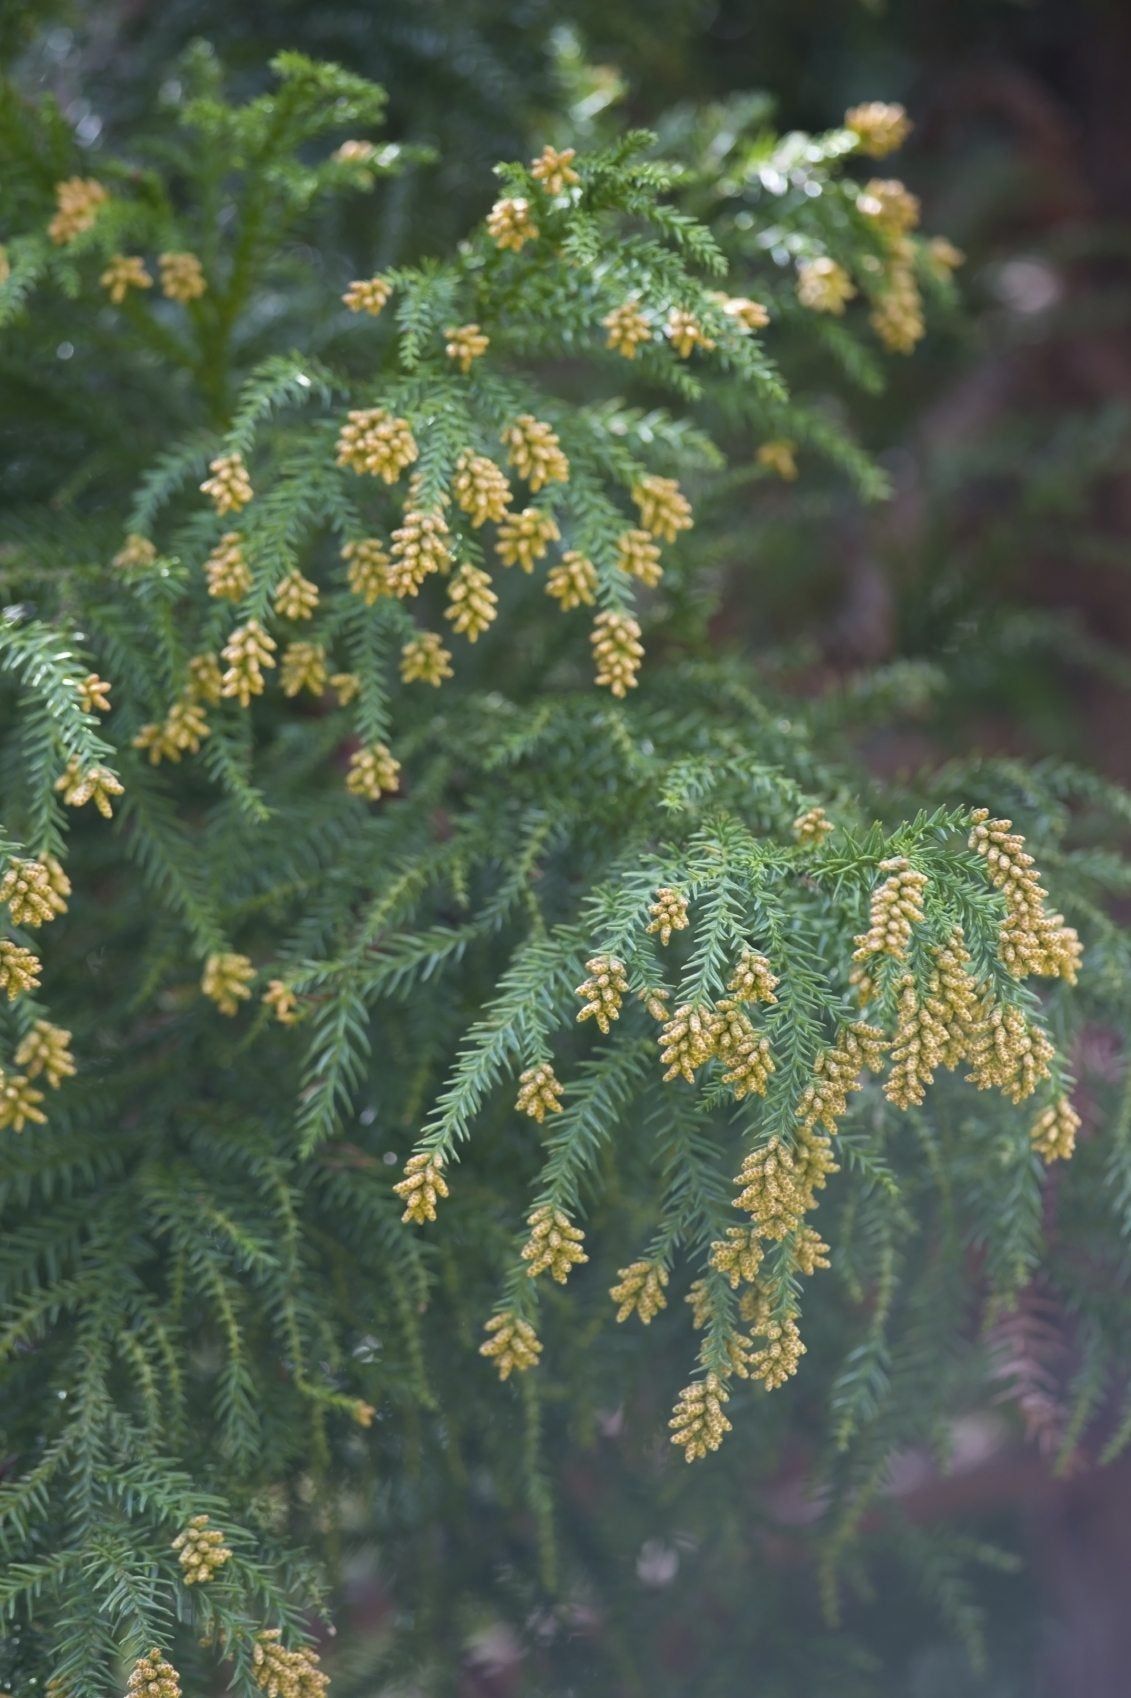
7,1,1131,1692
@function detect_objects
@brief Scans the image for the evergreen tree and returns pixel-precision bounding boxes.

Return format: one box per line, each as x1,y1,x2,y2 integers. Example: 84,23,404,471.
2,46,1130,1698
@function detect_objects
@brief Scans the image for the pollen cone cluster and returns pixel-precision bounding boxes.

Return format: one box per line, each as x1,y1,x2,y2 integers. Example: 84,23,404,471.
757,440,798,480
515,1062,564,1122
487,197,539,252
0,1069,47,1132
342,538,391,604
727,948,779,1005
1031,1096,1080,1162
114,533,158,571
251,1631,328,1698
220,620,276,706
857,178,920,238
883,929,993,1107
845,101,912,157
715,1008,774,1100
49,176,108,244
480,1311,542,1378
664,308,714,358
966,1003,1053,1103
869,235,925,354
852,857,928,962
445,562,497,640
576,955,628,1033
400,631,453,686
394,1151,448,1223
15,1021,75,1089
603,299,652,358
54,760,123,817
797,257,856,315
792,806,832,846
715,293,770,330
133,697,211,765
126,1651,181,1698
633,475,692,543
445,322,489,372
160,252,206,302
346,743,401,800
749,1313,805,1390
101,254,152,303
658,1003,715,1082
709,1225,764,1288
733,1139,809,1240
1,858,68,927
342,275,391,315
647,887,689,946
968,810,1082,982
335,408,418,482
546,551,597,609
172,1514,231,1584
388,507,452,596
201,453,252,515
521,1204,588,1282
202,952,255,1016
205,533,251,601
264,980,299,1025
501,414,570,491
796,1023,887,1137
609,1260,669,1323
885,974,949,1110
669,1373,731,1460
274,570,319,621
531,145,579,194
590,609,643,696
616,528,663,587
453,452,511,527
280,642,328,699
0,940,41,1000
496,506,560,571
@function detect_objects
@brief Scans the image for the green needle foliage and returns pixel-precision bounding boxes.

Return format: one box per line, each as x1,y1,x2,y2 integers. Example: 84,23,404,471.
1,46,1130,1698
